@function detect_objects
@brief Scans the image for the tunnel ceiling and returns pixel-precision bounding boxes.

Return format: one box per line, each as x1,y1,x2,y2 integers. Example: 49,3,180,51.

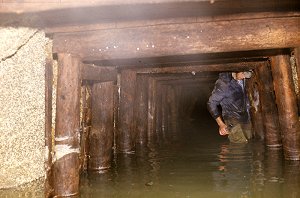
1,0,299,68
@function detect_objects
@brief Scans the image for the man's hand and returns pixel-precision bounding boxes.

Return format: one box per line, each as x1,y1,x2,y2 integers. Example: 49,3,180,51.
215,116,229,136
219,124,229,136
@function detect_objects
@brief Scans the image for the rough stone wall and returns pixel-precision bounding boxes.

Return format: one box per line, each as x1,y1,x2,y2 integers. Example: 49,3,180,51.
0,27,48,189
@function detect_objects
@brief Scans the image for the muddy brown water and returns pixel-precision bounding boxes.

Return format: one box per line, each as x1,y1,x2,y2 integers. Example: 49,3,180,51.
1,115,299,198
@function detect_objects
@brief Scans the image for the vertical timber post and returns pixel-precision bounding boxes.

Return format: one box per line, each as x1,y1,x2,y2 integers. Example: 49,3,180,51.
88,81,114,170
148,76,157,143
156,81,163,136
45,54,53,197
257,63,282,147
270,55,300,160
53,53,81,197
293,48,300,114
118,69,137,153
135,74,149,145
80,82,92,171
247,71,265,140
161,84,168,140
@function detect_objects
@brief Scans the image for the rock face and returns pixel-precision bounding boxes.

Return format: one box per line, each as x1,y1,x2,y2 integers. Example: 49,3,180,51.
0,27,48,189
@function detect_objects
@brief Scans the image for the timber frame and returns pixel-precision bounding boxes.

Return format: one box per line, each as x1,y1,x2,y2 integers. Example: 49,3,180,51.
1,0,300,197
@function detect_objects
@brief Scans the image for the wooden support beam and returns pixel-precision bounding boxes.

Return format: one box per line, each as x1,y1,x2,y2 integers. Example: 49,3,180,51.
134,61,263,74
294,48,300,114
80,64,117,82
155,82,163,136
80,82,92,171
53,15,300,61
270,55,300,160
88,81,114,170
134,75,149,145
53,53,81,197
166,85,179,140
247,71,265,140
257,63,282,147
117,70,137,153
161,85,168,138
0,0,215,13
147,77,157,143
45,53,53,198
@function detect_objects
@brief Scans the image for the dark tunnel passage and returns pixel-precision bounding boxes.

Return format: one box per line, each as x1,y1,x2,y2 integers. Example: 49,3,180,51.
73,47,300,197
79,70,300,198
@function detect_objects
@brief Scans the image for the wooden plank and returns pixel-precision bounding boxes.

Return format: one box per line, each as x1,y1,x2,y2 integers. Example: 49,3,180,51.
135,61,264,73
88,81,114,170
256,63,281,147
44,52,53,198
53,53,81,196
44,12,300,34
117,69,137,153
134,75,149,145
80,64,117,82
247,71,264,141
1,1,299,19
294,47,300,114
53,15,300,61
147,77,157,143
270,55,300,160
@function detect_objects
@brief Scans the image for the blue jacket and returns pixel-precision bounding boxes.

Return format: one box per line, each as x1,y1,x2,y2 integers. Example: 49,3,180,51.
207,72,250,123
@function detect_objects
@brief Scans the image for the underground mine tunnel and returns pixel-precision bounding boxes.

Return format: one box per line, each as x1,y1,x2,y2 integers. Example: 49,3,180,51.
0,0,300,198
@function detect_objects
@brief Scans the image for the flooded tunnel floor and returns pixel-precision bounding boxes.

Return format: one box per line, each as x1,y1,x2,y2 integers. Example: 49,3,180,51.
79,116,300,198
1,116,299,198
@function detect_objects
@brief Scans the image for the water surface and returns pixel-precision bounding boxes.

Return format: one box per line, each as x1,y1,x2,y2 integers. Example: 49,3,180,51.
1,117,299,198
80,118,300,198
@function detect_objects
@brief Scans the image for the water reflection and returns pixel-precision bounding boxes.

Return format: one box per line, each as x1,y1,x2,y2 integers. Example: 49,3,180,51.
283,160,300,198
214,143,253,197
78,119,300,198
2,119,300,198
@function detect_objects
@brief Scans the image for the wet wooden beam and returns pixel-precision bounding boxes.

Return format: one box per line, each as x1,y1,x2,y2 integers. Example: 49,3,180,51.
117,70,137,153
45,53,53,198
247,71,265,141
80,82,92,171
53,53,81,197
147,77,157,143
134,61,263,74
0,0,214,13
52,15,300,61
88,81,114,170
80,64,117,82
166,85,179,140
270,55,300,160
257,63,282,147
134,75,149,145
161,85,168,138
294,48,300,114
155,82,163,136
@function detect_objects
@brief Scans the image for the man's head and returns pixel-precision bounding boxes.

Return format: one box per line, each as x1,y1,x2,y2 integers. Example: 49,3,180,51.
232,71,252,80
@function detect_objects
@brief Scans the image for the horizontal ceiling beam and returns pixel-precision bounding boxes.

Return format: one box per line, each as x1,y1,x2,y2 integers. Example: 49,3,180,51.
0,0,214,13
53,14,300,61
82,60,263,81
126,61,264,73
80,64,117,82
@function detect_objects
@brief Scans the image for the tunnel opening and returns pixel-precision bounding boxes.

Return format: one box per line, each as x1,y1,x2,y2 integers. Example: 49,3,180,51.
45,44,300,198
77,51,300,197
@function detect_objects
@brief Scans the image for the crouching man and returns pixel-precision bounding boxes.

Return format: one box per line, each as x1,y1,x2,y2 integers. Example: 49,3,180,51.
207,71,253,143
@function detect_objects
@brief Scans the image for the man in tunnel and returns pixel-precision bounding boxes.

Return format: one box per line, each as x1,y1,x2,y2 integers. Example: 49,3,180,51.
207,71,252,143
